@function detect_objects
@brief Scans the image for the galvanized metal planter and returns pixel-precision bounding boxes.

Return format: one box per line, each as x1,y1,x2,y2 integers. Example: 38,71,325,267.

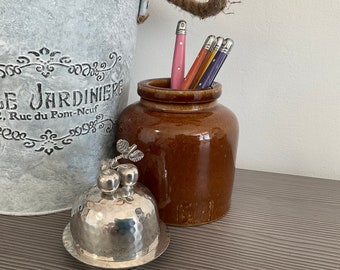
0,0,140,215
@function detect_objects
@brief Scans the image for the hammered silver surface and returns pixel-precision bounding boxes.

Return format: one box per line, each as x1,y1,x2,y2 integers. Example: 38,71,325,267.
63,180,170,268
0,0,139,215
63,222,170,269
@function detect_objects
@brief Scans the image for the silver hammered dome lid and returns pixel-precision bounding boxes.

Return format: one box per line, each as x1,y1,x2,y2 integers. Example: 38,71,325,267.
63,140,170,269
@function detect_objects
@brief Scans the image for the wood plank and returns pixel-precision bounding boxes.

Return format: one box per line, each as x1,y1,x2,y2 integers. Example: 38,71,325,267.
0,169,339,270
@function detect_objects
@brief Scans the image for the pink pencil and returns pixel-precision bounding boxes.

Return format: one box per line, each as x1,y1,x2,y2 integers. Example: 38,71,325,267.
170,20,187,89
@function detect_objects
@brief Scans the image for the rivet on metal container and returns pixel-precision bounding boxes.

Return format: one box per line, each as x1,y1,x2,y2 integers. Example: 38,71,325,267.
62,139,170,269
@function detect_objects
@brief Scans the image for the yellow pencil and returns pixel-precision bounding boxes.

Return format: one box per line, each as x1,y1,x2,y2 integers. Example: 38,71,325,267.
190,36,224,89
180,35,216,90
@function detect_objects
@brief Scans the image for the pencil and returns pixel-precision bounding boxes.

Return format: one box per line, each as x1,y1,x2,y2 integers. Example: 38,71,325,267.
196,38,234,89
190,36,224,89
170,20,187,89
180,35,216,90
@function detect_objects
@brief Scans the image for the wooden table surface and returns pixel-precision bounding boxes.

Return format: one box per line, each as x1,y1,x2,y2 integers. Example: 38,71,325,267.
1,169,340,270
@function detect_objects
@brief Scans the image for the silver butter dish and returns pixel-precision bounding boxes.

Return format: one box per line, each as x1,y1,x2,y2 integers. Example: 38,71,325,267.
62,140,170,269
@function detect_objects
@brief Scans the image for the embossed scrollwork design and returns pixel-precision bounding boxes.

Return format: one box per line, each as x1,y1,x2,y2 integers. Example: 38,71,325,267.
0,114,115,155
0,47,121,81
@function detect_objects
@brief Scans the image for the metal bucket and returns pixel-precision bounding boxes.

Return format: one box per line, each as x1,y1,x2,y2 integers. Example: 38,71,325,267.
0,0,140,215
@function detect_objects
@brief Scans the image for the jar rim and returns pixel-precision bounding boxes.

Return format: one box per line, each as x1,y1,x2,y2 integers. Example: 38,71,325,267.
137,78,222,104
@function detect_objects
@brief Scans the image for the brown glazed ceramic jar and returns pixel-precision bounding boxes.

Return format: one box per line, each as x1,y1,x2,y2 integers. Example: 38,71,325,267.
116,78,238,226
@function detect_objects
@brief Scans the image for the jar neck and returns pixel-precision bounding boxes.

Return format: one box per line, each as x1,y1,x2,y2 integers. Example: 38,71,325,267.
140,98,219,112
137,78,222,112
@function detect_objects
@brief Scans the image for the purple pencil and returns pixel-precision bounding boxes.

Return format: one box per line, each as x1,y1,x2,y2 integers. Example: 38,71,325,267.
196,38,233,89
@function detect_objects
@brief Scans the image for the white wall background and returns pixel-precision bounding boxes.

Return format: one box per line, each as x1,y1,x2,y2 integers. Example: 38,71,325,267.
129,0,340,180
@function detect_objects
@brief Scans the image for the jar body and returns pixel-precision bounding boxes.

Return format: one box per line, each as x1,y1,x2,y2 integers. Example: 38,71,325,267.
117,78,238,226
